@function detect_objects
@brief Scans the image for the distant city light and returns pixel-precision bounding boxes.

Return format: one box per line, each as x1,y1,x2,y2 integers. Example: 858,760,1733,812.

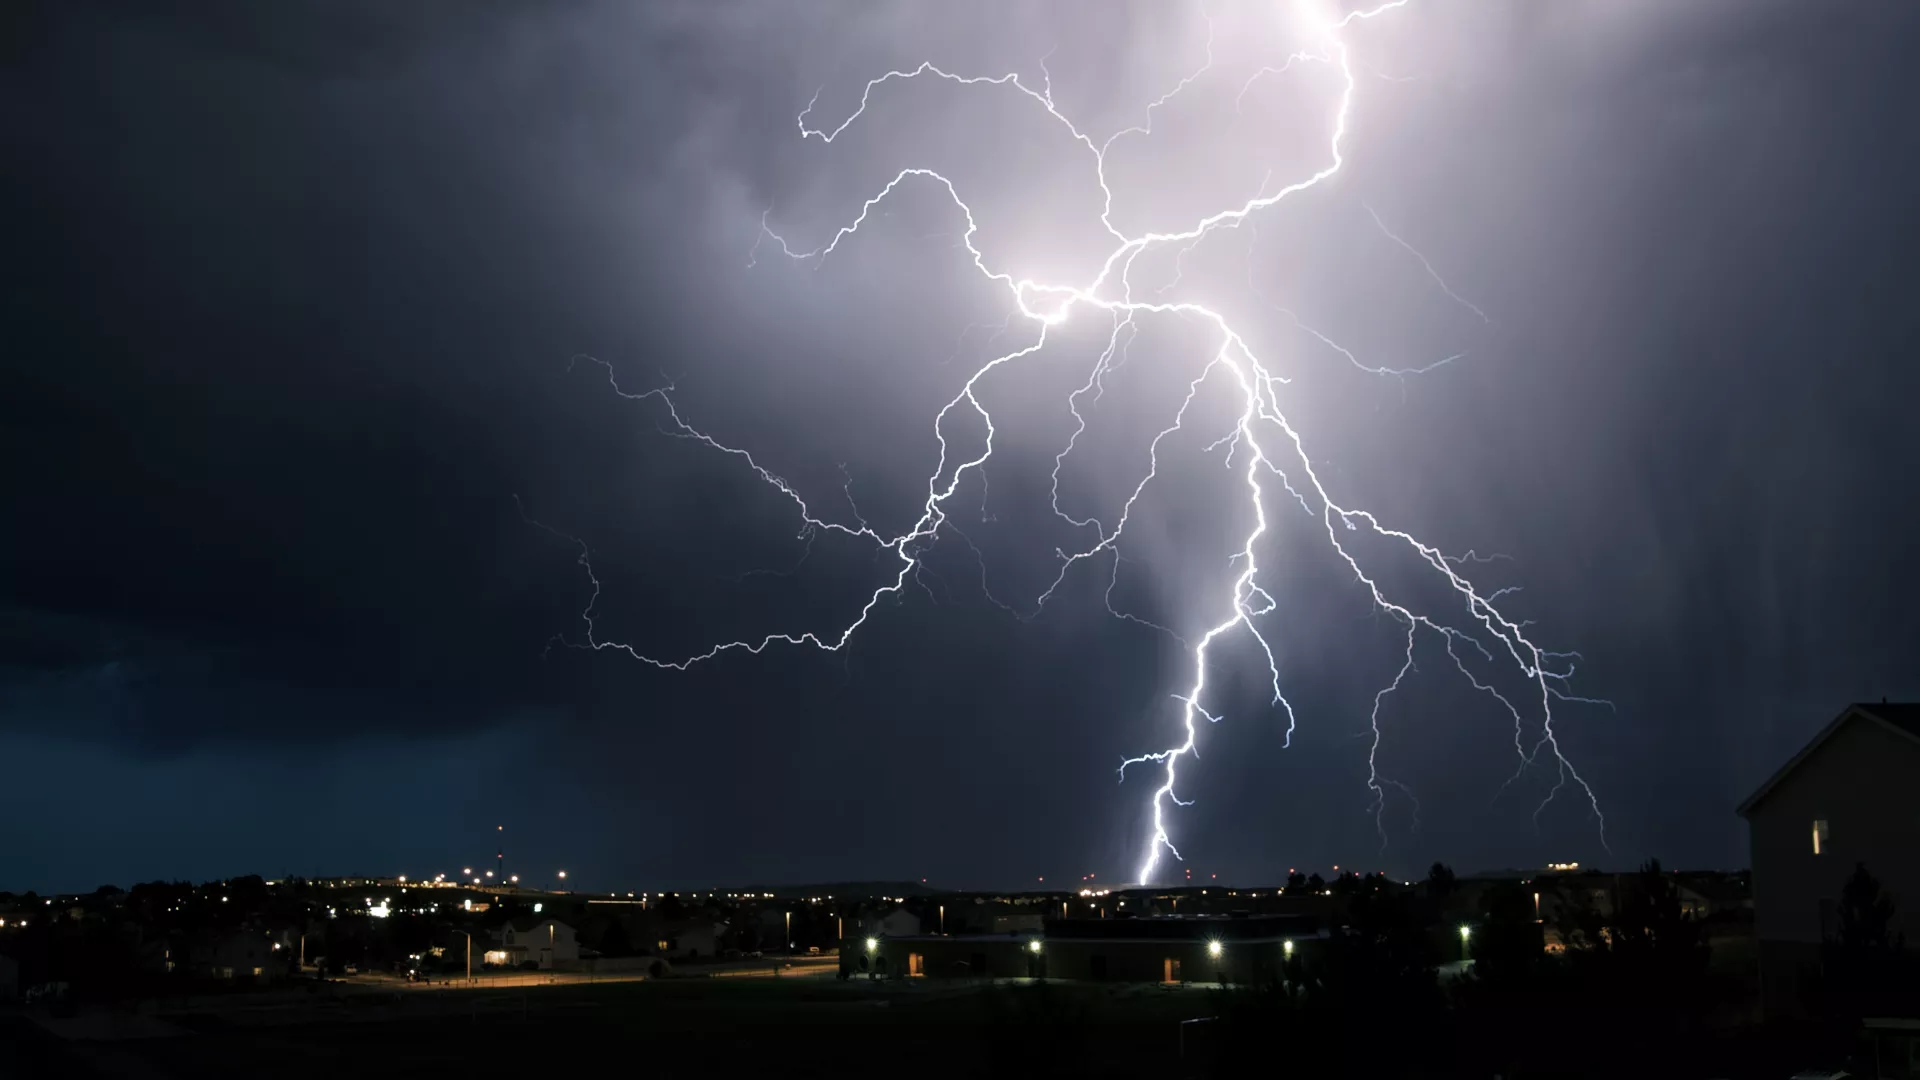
533,903,543,914
397,876,407,883
1206,940,1223,959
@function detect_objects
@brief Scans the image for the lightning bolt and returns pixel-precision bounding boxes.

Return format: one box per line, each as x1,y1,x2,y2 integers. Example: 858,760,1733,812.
531,0,1608,884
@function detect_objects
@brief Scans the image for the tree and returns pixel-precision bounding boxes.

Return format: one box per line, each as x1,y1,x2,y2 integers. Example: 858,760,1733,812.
1285,872,1308,894
1470,880,1543,989
1837,862,1900,951
1213,888,1443,1073
1824,862,1914,1017
599,920,634,958
1609,859,1707,984
1425,862,1456,902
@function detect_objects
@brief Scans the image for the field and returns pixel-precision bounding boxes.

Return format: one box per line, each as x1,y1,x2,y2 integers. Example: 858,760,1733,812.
3,976,1232,1079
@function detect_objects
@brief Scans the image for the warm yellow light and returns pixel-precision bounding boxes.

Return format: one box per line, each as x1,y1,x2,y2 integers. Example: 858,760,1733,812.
1027,939,1043,954
1458,924,1472,942
1283,939,1294,957
865,937,879,953
1206,940,1223,959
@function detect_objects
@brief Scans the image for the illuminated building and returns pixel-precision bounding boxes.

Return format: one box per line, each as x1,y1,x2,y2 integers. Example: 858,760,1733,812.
844,914,1322,985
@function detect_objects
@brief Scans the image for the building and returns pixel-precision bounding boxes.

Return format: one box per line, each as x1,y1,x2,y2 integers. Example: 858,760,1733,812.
654,920,728,961
1737,701,1920,1014
485,919,578,970
186,931,281,982
859,907,922,938
847,914,1323,984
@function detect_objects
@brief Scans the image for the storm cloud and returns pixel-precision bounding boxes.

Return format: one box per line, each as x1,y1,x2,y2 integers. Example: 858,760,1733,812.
4,0,1916,891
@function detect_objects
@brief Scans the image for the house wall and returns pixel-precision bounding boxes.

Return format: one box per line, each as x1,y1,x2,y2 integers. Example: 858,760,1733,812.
499,921,579,969
1747,715,1920,1012
854,936,1032,979
659,923,724,960
854,935,1313,984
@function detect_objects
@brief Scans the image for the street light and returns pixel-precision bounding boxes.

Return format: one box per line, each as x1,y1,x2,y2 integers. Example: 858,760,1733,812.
1206,940,1223,960
865,937,878,954
1026,939,1042,955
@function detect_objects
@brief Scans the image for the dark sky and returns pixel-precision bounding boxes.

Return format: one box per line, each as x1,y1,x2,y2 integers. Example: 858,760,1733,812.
5,0,1917,894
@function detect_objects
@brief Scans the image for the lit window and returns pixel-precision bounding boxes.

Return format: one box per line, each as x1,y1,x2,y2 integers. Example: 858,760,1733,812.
1812,819,1830,855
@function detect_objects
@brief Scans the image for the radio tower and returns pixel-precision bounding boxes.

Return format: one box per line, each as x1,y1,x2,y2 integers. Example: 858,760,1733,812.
496,825,504,885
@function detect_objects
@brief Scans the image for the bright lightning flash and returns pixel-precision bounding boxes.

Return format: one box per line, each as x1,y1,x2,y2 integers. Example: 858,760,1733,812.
531,0,1607,884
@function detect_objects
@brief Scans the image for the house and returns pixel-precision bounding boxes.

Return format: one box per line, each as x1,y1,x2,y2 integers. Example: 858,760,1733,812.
848,914,1325,984
186,931,281,982
654,920,728,961
484,919,578,970
1737,701,1920,1015
860,907,922,939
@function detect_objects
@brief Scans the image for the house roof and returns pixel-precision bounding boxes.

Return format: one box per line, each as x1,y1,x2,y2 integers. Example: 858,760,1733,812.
504,917,571,934
1736,703,1920,817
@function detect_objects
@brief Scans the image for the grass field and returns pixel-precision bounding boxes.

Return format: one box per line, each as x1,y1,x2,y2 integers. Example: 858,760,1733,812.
9,977,1232,1079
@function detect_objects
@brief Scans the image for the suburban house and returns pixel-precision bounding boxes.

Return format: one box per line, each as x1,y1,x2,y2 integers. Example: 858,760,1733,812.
484,919,578,970
1737,701,1920,1014
654,920,728,961
860,907,922,939
848,914,1325,983
186,931,282,982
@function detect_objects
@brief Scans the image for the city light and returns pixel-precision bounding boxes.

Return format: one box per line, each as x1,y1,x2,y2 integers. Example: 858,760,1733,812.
865,937,878,953
558,870,567,879
1206,940,1223,959
1458,924,1472,943
1027,939,1043,955
1283,940,1294,957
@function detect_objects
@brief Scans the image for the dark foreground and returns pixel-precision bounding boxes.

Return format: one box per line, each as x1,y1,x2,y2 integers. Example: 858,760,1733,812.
0,976,1863,1080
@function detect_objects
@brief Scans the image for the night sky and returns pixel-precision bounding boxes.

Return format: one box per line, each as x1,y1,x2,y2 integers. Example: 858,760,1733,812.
6,0,1917,894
